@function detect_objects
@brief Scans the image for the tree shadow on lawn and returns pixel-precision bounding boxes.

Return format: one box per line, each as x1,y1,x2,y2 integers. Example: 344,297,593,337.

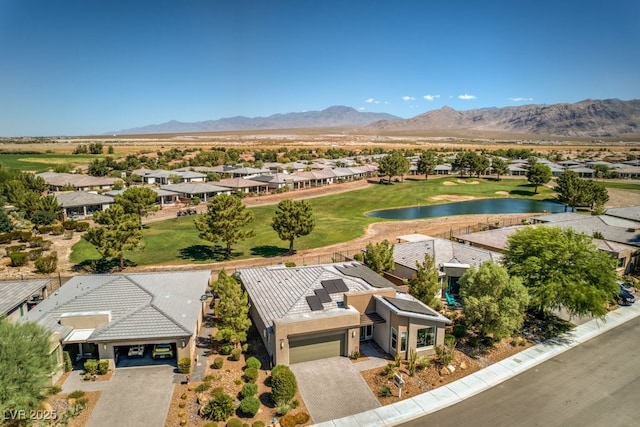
250,245,290,258
509,184,538,196
73,257,137,273
179,244,242,261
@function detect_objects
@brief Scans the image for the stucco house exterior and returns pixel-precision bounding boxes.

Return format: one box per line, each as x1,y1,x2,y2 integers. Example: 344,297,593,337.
54,191,115,219
21,271,211,379
0,278,51,322
237,262,450,367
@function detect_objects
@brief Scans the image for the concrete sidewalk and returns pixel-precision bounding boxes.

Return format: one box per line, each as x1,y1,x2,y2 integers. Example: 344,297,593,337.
313,303,640,427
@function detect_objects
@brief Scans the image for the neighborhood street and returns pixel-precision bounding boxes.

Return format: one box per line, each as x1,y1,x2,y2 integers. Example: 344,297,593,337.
400,314,640,427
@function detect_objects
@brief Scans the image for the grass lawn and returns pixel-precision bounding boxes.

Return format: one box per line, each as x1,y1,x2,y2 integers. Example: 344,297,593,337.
600,181,640,191
0,153,102,172
70,177,555,266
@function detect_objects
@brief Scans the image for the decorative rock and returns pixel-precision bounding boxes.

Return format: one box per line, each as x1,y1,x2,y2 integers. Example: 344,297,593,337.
460,361,467,370
447,364,456,373
439,366,450,376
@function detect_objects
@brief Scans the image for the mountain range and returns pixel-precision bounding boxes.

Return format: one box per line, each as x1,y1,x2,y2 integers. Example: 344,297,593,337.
112,106,400,135
112,99,640,138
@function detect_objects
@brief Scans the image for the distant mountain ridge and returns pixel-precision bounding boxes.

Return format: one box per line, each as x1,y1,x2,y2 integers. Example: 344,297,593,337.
112,106,401,135
368,99,640,138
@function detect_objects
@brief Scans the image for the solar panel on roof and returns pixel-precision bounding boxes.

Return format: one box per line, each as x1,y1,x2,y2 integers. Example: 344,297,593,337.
306,295,324,311
314,288,332,303
333,279,348,292
321,280,337,293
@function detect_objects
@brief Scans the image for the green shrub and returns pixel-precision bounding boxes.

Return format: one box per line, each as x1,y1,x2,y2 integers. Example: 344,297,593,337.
294,412,310,424
75,221,90,232
240,382,257,398
270,365,298,406
203,423,218,427
275,402,291,416
84,359,98,375
195,381,212,393
35,253,58,273
220,344,233,355
284,261,296,267
213,357,224,369
243,367,258,383
238,396,260,417
50,225,64,235
28,248,44,261
379,385,392,397
241,343,250,353
0,233,13,244
62,219,78,230
31,211,56,226
230,348,242,361
63,351,73,372
98,359,109,375
435,344,455,365
18,231,33,242
68,390,86,399
245,356,261,370
9,252,29,267
178,357,191,374
5,244,26,255
201,390,235,422
453,324,467,339
225,419,242,427
252,422,265,427
382,363,396,377
47,385,62,396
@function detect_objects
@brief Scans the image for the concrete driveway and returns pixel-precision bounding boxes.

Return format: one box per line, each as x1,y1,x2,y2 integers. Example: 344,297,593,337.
85,365,176,427
290,357,381,423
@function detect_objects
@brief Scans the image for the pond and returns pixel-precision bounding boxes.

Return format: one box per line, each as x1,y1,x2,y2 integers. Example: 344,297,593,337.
366,198,570,220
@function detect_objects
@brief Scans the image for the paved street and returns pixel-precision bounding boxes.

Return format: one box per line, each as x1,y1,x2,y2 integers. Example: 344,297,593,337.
401,315,640,427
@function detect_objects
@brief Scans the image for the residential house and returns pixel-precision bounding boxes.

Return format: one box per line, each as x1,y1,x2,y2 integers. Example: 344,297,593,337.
225,166,271,179
104,187,180,207
0,278,51,322
293,170,335,186
389,235,502,297
216,178,270,194
237,262,450,366
137,169,207,185
37,172,121,192
250,173,310,191
21,270,211,378
160,182,231,203
54,191,115,219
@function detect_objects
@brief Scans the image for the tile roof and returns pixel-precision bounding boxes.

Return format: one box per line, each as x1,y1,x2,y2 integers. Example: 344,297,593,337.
393,237,502,270
54,192,115,207
238,262,391,328
606,206,640,222
160,182,231,194
37,172,119,188
21,271,210,342
0,279,51,315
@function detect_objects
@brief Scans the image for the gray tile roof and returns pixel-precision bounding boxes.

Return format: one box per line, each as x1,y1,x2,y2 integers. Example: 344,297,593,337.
54,191,114,207
531,213,640,246
238,262,386,329
393,237,502,270
606,206,640,222
0,279,51,315
160,182,231,194
21,271,210,342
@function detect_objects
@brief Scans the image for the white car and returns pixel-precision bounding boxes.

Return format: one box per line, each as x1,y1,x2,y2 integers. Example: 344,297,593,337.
128,345,145,357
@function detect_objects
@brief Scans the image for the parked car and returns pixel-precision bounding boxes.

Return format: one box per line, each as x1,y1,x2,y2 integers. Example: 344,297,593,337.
619,285,636,305
617,280,635,295
127,345,145,357
152,343,174,359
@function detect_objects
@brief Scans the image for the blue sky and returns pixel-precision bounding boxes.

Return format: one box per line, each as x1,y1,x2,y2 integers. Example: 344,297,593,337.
1,0,639,136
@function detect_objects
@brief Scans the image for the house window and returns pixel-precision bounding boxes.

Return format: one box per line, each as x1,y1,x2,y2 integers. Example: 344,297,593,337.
391,328,397,350
417,327,436,348
400,331,407,352
360,325,373,341
618,258,626,268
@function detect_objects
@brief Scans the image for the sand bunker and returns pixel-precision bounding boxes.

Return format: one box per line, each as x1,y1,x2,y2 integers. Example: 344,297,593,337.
431,195,476,202
456,179,480,184
442,181,458,186
495,191,510,195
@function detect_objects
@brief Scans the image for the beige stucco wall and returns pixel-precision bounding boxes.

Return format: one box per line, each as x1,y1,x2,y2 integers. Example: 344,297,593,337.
273,308,360,366
344,289,396,314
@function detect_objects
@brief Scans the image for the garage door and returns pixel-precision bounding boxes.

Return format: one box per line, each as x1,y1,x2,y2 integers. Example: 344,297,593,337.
289,333,345,364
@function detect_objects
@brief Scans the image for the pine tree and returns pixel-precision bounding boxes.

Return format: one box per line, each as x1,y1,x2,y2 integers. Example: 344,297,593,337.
114,186,158,227
362,240,394,274
408,254,441,309
271,199,315,254
194,194,255,257
214,270,251,347
0,319,56,417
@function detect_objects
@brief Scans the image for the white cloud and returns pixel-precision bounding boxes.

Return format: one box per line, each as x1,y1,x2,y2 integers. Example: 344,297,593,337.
365,98,380,104
358,107,366,111
423,94,440,101
402,96,415,101
509,97,534,102
458,94,477,100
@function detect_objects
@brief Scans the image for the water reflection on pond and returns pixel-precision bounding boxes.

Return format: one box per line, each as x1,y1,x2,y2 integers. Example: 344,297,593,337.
366,198,570,220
